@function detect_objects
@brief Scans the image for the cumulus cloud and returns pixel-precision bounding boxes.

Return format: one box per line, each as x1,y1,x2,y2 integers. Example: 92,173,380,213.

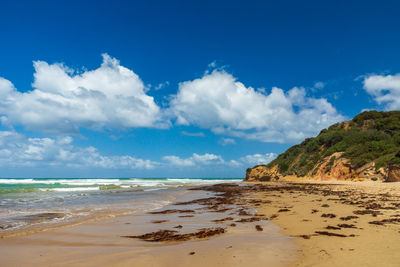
170,70,344,143
162,153,225,167
0,131,157,169
363,73,400,110
240,153,277,165
0,54,167,134
0,55,346,145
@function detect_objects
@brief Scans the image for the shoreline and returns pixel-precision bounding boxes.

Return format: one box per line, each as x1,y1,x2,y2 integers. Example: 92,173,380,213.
0,185,207,238
1,180,400,266
0,184,299,266
0,178,242,238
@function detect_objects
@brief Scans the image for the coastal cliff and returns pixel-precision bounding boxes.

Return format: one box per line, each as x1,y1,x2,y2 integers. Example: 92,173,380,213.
245,110,400,182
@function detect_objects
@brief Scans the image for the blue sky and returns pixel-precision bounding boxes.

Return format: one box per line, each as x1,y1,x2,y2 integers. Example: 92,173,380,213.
0,0,400,178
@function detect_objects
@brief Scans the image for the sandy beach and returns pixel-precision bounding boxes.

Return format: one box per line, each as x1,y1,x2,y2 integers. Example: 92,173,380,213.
249,181,400,266
1,180,400,266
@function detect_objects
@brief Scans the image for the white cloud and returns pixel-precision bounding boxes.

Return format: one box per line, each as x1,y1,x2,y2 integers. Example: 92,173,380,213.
240,153,277,166
181,131,205,137
208,61,217,68
0,131,156,169
162,153,224,167
0,77,15,98
192,153,223,164
0,56,346,146
363,73,400,110
154,81,170,90
0,128,279,171
313,81,325,89
0,54,168,134
162,151,278,168
219,137,236,145
170,70,344,143
162,155,195,166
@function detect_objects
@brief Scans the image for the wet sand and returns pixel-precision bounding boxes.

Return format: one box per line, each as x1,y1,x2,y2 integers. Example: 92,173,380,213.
0,186,298,267
1,181,399,266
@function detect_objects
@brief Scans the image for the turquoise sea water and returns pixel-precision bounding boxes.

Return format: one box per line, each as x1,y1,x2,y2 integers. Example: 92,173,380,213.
0,178,240,194
0,178,241,234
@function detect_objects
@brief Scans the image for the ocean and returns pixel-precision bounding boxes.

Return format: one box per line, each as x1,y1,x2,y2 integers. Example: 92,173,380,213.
0,178,241,235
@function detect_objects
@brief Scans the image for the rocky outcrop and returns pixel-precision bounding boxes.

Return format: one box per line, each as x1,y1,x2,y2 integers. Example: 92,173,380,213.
312,153,354,181
387,165,400,182
245,165,281,181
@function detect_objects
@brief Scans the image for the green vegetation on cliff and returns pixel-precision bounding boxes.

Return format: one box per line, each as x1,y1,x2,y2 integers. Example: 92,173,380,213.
266,111,400,177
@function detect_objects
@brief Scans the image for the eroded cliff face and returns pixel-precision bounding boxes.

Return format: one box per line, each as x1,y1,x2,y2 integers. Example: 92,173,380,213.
311,153,387,181
312,153,354,181
245,152,393,182
387,165,400,182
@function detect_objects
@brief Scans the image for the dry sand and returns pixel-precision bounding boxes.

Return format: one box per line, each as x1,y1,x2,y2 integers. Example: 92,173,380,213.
247,180,400,267
1,180,400,266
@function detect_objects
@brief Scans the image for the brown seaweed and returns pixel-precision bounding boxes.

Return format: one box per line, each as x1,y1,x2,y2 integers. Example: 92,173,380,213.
122,227,226,242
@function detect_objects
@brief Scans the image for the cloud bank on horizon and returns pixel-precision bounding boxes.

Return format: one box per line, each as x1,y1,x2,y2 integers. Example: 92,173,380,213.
0,129,275,172
0,131,157,169
0,54,399,174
